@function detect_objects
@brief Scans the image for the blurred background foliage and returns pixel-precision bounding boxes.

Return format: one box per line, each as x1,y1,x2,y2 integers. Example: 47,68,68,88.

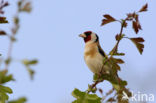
0,0,37,103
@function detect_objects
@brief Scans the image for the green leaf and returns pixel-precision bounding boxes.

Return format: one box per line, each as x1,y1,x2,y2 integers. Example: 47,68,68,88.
0,70,14,84
72,88,101,103
22,59,37,80
0,85,13,103
93,74,98,82
14,17,19,25
113,52,125,56
0,92,9,103
27,67,35,80
27,60,38,65
121,80,128,86
130,37,144,54
8,97,27,103
22,59,38,66
101,14,116,26
72,88,85,99
1,74,14,84
5,58,11,65
0,85,13,94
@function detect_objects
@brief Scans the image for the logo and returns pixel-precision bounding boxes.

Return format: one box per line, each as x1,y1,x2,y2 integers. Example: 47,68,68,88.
122,91,155,102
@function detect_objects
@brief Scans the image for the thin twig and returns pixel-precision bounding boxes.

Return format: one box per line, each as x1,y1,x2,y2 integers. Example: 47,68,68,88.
4,7,20,70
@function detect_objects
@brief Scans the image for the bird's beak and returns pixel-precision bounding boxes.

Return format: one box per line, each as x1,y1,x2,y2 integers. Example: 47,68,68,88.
79,34,86,38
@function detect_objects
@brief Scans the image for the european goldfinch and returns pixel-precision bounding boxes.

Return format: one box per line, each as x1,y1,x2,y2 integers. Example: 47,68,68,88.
79,31,110,74
79,31,126,92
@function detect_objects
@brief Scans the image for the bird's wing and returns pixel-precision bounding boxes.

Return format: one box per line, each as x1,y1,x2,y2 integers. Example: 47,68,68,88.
97,41,106,57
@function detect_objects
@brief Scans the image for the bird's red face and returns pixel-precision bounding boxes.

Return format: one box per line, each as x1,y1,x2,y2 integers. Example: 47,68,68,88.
79,31,92,43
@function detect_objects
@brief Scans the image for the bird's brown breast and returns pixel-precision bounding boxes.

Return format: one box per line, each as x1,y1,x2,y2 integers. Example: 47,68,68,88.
84,43,97,58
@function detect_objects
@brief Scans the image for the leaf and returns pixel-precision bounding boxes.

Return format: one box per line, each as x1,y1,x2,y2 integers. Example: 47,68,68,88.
86,94,101,101
72,88,85,99
0,31,6,35
133,21,138,34
8,97,27,103
0,85,13,93
113,52,125,56
0,17,8,23
108,57,124,71
28,60,38,65
0,92,9,103
107,98,116,102
20,2,32,13
27,67,35,80
93,74,98,82
0,85,13,103
121,80,128,87
72,88,101,103
130,37,145,54
22,59,38,66
10,36,17,42
132,21,142,34
0,74,14,84
113,58,125,64
101,14,116,26
14,17,19,25
0,70,14,84
113,63,121,71
130,37,145,42
22,59,37,80
5,58,11,65
139,3,148,12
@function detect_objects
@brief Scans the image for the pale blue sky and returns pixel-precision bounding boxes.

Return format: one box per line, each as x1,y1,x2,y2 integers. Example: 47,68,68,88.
0,0,156,103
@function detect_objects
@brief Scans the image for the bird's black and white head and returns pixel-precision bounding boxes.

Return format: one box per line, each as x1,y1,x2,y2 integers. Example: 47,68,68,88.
79,31,99,43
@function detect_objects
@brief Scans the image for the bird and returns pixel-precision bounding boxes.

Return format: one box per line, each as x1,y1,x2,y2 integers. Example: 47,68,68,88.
79,31,110,74
79,31,126,92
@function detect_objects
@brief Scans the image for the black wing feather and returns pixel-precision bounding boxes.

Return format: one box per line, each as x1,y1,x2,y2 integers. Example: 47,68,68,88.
98,45,105,57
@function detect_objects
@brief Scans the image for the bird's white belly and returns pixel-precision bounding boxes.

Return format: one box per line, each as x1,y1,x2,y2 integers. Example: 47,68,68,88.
84,53,104,73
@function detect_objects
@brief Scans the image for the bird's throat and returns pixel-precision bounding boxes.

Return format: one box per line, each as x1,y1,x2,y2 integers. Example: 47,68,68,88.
84,35,91,43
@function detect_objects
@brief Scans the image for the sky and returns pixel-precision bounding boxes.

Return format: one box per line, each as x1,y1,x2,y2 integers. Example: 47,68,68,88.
0,0,156,103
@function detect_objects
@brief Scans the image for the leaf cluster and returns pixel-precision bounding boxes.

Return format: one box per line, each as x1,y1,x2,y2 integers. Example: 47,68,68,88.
22,59,38,80
72,89,101,103
0,70,14,103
